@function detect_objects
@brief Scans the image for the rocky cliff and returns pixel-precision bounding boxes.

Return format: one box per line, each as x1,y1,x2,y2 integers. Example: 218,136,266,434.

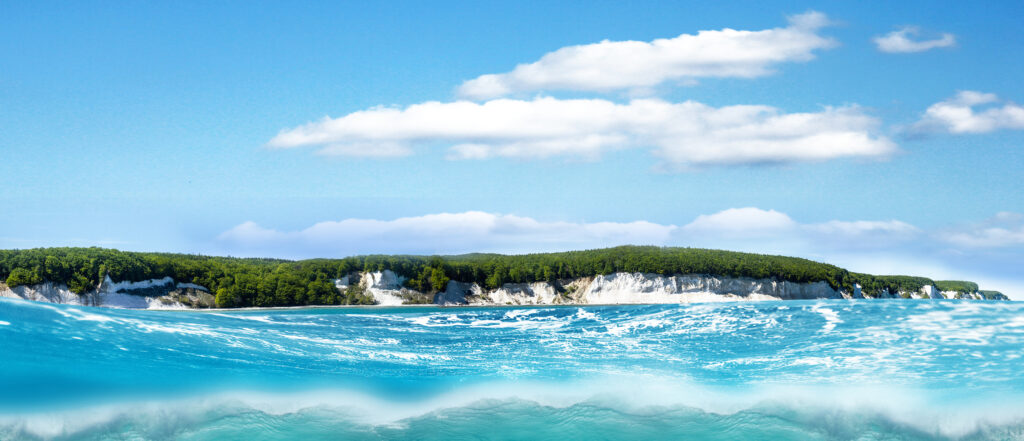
0,275,214,309
0,270,1007,309
340,270,1007,307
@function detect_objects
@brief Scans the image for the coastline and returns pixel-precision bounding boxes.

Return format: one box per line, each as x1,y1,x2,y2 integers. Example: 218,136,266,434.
2,295,1011,316
2,247,1008,311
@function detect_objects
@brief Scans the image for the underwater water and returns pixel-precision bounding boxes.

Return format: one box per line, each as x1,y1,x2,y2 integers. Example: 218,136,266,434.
1,298,1023,440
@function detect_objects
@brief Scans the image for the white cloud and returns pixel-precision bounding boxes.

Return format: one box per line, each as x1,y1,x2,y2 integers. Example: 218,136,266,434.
944,228,1024,248
218,212,677,257
873,26,955,53
915,91,1024,134
456,11,835,99
268,97,895,168
808,220,919,236
682,207,797,236
678,208,919,249
803,220,922,251
940,212,1024,248
218,208,927,259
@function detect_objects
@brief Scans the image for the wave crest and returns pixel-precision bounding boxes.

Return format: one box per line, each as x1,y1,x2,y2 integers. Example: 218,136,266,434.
4,379,1024,440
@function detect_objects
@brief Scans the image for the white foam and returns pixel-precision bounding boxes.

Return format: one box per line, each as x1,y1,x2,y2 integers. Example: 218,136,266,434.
503,309,540,319
3,377,1022,439
810,304,843,333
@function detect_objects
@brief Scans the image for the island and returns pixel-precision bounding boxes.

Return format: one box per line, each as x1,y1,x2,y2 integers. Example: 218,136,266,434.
0,246,1009,309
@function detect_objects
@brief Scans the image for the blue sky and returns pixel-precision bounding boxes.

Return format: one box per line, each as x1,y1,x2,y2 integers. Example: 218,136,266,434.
2,1,1024,296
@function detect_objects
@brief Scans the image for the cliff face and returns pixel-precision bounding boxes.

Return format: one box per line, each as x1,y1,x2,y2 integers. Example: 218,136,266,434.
431,273,837,306
0,270,1007,309
342,271,430,305
583,273,842,303
0,281,94,305
354,270,1005,306
858,285,960,300
0,276,214,309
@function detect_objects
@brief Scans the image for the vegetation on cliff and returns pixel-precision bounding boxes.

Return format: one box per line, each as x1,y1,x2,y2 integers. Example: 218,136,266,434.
0,246,1003,307
934,280,980,293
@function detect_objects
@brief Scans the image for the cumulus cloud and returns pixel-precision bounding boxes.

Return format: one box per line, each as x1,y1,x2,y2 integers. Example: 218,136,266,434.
940,212,1024,248
915,91,1024,134
268,97,895,168
873,26,955,53
456,11,835,99
682,208,797,236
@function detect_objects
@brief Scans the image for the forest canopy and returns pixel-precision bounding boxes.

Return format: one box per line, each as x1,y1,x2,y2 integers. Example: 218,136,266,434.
0,246,994,307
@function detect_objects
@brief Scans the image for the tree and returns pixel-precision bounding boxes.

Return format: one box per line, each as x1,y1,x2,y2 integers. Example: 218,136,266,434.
68,274,93,294
215,288,237,308
43,256,69,281
255,274,279,307
485,266,506,289
307,276,339,305
275,273,305,305
5,267,41,288
232,273,260,306
429,267,449,293
337,257,358,277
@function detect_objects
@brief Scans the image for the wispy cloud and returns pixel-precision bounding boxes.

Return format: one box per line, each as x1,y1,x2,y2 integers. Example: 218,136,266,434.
268,98,895,169
940,212,1024,248
914,91,1024,134
678,207,920,250
807,220,919,237
873,26,955,53
218,212,677,257
217,208,922,259
456,11,835,99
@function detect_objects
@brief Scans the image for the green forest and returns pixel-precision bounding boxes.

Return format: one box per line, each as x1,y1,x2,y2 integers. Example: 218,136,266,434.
0,246,998,307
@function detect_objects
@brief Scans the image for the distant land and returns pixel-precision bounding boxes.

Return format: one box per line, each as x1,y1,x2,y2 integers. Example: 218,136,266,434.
0,246,1008,309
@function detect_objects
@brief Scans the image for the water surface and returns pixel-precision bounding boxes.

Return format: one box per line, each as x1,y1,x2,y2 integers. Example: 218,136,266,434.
1,298,1023,440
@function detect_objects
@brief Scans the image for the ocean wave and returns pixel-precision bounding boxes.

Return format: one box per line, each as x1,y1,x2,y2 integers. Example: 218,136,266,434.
4,298,1024,439
3,379,1024,440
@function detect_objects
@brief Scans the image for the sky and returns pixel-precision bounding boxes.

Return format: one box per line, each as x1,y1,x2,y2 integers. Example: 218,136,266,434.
2,1,1024,297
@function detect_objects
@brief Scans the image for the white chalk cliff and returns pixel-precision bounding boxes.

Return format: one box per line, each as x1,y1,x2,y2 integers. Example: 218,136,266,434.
0,275,214,309
1,270,1002,309
433,272,844,306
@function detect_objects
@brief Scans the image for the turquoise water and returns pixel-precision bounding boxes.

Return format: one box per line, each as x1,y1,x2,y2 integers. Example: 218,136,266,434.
1,298,1023,440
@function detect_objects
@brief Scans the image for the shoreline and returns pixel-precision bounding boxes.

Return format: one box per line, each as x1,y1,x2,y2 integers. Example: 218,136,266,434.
3,295,1010,315
185,297,1023,313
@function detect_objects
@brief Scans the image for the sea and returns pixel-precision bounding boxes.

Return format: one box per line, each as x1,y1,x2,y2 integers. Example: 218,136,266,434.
1,297,1023,440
